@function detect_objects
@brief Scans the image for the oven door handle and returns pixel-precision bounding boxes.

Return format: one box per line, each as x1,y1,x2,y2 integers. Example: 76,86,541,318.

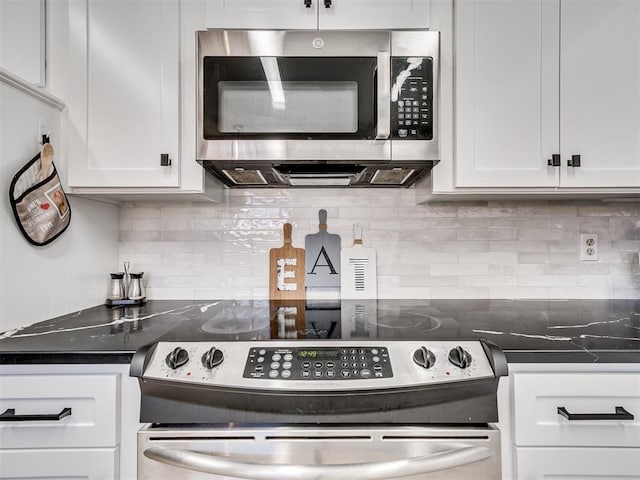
144,445,492,479
376,51,391,141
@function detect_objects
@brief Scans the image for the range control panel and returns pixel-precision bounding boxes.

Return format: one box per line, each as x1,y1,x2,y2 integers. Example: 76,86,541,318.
243,347,392,380
391,56,433,140
138,341,498,392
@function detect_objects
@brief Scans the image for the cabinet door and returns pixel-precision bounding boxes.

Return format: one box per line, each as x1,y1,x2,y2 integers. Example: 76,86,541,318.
455,0,559,188
206,0,317,29
0,0,45,86
516,447,640,479
318,0,429,30
68,0,180,188
513,373,640,448
560,0,640,188
0,447,118,479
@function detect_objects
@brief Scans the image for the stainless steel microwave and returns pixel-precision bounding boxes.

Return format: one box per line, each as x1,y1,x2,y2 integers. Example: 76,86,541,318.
197,30,439,187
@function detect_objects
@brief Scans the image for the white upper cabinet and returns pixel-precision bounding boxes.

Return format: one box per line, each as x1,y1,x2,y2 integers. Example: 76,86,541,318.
207,0,317,30
559,0,640,188
318,0,430,30
455,0,559,188
206,0,430,30
0,0,45,86
427,0,640,197
68,0,180,188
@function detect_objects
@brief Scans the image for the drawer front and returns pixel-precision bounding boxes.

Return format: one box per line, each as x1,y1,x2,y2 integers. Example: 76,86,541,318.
516,447,640,479
513,372,640,447
0,374,119,449
0,447,119,479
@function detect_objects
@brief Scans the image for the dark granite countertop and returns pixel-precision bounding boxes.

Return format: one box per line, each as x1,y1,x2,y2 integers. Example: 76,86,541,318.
1,299,638,364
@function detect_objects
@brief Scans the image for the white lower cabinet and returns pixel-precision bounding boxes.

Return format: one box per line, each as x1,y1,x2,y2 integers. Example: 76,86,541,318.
0,364,141,480
0,448,119,479
516,447,640,479
507,365,640,480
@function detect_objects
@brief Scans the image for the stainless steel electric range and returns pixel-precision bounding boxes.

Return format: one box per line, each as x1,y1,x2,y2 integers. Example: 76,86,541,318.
131,301,508,479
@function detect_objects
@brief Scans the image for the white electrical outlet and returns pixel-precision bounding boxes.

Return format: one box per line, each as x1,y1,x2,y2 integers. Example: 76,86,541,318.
580,233,599,262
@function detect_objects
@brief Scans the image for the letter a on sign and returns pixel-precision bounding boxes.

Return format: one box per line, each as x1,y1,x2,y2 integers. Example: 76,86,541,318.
305,209,341,289
308,246,338,275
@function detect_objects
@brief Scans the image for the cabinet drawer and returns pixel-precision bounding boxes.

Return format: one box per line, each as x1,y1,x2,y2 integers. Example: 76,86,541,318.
0,374,119,449
513,373,640,447
0,447,119,479
515,447,640,479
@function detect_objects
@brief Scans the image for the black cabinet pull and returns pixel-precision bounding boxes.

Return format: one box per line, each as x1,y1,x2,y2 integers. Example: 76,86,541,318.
160,153,172,167
557,406,634,421
547,154,560,167
324,0,332,7
304,0,312,7
0,407,72,422
567,154,581,167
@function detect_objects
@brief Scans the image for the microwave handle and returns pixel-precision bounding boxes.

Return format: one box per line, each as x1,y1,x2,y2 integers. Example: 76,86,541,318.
376,51,391,140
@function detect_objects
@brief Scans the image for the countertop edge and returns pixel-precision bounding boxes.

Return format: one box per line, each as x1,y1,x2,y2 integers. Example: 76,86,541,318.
1,350,638,365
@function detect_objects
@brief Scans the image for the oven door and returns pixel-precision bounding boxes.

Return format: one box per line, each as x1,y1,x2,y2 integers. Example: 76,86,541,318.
138,425,501,480
197,31,391,161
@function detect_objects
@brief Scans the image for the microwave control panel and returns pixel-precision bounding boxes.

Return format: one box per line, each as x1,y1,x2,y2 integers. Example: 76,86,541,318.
391,57,433,140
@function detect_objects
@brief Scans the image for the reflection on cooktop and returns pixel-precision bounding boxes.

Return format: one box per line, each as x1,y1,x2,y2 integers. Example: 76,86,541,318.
157,299,456,342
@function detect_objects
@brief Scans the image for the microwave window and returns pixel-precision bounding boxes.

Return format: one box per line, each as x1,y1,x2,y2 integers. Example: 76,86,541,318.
218,81,358,134
202,57,377,140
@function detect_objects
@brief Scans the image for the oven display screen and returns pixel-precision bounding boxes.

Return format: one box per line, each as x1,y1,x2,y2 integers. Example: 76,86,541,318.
297,350,338,360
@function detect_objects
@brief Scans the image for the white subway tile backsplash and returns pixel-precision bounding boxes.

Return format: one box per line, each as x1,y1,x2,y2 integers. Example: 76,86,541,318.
458,205,518,217
429,287,491,298
578,276,612,287
578,204,639,217
458,252,519,264
398,252,459,265
397,205,458,218
457,229,517,241
517,275,578,287
118,192,640,300
457,275,517,287
494,241,548,253
430,264,490,276
516,203,578,216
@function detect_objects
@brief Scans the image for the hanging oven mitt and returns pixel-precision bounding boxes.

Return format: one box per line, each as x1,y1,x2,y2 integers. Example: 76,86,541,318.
9,143,71,246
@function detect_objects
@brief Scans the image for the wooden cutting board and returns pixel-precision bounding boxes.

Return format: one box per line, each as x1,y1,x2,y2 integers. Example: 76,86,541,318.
305,209,341,293
341,224,377,299
269,223,305,300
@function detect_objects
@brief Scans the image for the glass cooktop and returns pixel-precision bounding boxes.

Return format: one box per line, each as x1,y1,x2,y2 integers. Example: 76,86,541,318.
156,299,461,343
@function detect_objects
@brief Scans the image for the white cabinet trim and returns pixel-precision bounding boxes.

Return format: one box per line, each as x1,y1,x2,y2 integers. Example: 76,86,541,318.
0,68,65,111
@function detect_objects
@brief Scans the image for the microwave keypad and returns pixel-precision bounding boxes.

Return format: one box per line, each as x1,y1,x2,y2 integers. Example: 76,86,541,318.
391,57,433,140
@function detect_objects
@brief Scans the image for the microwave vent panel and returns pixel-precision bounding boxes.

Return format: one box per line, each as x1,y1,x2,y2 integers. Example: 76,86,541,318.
222,169,267,185
370,168,416,185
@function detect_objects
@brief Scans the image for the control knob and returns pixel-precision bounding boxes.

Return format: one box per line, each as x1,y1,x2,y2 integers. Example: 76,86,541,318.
165,346,189,369
448,346,472,369
413,346,436,369
202,347,224,369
